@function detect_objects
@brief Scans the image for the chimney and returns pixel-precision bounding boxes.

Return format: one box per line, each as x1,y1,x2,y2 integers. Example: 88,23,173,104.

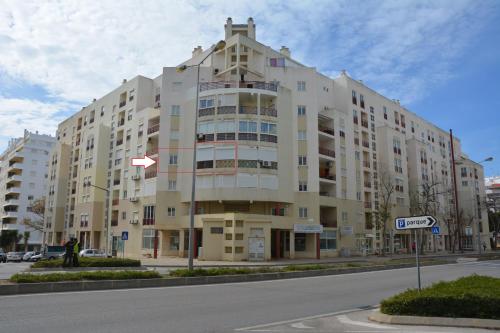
280,46,291,58
247,17,256,39
122,79,127,84
341,69,347,76
93,98,96,102
192,46,203,57
225,17,233,40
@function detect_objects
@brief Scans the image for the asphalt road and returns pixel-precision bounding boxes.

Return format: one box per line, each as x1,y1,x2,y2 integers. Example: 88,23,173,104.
0,261,31,279
1,260,499,333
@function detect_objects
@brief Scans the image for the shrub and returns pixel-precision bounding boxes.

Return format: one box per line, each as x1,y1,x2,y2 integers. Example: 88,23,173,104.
10,270,160,283
169,267,278,277
31,257,141,268
381,275,500,319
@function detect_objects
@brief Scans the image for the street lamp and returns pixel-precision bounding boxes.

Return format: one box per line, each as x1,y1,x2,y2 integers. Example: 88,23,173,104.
84,180,111,257
176,40,226,271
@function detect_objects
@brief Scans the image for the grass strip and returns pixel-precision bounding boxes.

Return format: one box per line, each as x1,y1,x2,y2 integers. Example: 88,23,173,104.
11,270,160,283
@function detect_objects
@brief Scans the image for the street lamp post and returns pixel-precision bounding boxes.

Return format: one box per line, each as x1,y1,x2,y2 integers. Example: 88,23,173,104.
176,40,226,271
84,181,111,256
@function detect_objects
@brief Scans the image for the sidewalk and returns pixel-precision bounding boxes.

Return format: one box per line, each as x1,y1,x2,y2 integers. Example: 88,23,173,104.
141,250,492,267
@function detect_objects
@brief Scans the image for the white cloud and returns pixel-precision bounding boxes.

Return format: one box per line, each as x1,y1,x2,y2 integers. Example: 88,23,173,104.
0,0,496,113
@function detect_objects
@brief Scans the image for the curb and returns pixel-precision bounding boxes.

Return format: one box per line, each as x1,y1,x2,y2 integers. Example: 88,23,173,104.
369,310,500,330
0,262,444,296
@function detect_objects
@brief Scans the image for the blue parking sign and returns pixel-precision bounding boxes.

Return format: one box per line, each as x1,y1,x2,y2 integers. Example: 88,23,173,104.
397,219,406,229
431,226,440,235
121,231,129,241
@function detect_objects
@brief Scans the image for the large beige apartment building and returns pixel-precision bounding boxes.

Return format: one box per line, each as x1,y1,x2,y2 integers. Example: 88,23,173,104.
43,18,490,260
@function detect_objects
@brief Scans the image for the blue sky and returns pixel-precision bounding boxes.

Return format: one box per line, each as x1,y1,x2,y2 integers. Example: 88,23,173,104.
0,0,499,176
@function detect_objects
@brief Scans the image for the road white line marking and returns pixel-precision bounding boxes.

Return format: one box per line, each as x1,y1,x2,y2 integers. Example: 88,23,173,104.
234,308,361,331
290,322,313,329
337,315,395,330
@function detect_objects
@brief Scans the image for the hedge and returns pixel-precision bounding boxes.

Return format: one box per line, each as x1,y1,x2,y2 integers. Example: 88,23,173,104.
381,275,500,319
31,257,141,268
169,267,278,277
10,270,160,283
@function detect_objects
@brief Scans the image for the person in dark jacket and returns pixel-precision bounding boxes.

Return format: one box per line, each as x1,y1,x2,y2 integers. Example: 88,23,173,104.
63,239,74,267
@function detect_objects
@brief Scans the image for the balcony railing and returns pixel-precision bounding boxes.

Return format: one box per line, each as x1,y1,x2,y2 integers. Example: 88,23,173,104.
146,147,158,156
319,148,335,158
199,81,278,92
112,199,119,206
364,202,372,209
363,161,371,168
116,139,123,146
318,125,334,136
119,101,126,108
260,107,277,117
113,179,121,185
239,106,258,115
260,134,277,143
145,170,157,179
143,218,155,226
361,120,369,128
118,119,125,127
217,105,236,115
319,191,335,197
199,107,215,117
364,181,372,188
197,133,214,142
111,219,118,226
362,141,370,148
319,170,336,181
320,220,337,228
147,124,160,134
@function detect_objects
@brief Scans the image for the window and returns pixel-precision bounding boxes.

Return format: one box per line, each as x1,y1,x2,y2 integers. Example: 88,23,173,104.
297,105,306,116
239,121,257,133
260,122,277,134
169,154,178,165
170,131,180,140
170,105,180,116
168,180,177,190
143,205,155,225
122,212,127,220
461,167,467,177
342,211,348,222
295,233,306,251
211,227,223,234
320,230,337,250
383,106,387,119
167,207,176,217
394,158,403,173
360,94,365,108
298,155,307,166
271,207,285,216
462,181,468,186
297,131,307,140
297,81,306,91
142,229,155,249
299,207,308,218
352,90,357,105
299,181,308,192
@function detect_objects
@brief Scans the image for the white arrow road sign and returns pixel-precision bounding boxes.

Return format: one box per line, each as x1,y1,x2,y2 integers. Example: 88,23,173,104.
131,155,156,168
395,215,437,230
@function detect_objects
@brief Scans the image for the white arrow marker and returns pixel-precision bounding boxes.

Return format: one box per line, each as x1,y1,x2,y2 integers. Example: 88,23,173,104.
131,155,156,168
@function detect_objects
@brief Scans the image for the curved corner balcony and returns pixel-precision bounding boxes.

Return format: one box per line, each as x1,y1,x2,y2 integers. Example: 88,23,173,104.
199,81,278,95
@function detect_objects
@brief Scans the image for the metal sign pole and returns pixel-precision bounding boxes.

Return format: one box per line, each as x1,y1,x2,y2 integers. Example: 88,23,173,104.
415,229,421,291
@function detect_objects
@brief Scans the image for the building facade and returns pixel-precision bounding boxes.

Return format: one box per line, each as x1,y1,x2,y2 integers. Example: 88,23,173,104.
0,130,55,250
44,18,489,260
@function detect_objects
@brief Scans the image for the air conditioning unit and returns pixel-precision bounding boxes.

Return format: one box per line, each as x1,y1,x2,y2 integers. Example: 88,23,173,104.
129,219,139,224
214,68,219,74
129,197,138,202
261,161,271,168
131,174,140,181
154,102,161,108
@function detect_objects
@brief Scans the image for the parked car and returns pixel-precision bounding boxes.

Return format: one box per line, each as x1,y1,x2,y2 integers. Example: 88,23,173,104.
0,249,6,263
79,249,106,258
23,251,41,261
29,253,43,262
6,252,24,262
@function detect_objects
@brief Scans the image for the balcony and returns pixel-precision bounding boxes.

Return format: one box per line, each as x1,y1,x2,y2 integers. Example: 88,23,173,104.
8,163,23,171
362,141,370,148
111,219,118,227
319,191,335,197
363,161,371,168
319,148,335,158
320,219,337,228
118,119,125,127
318,125,334,136
146,147,158,156
199,81,278,93
260,107,277,117
217,105,236,115
364,181,372,188
364,202,372,209
119,101,126,108
354,138,360,145
6,175,22,183
199,107,215,117
319,170,336,181
116,139,123,146
239,106,258,115
197,133,215,142
3,199,19,207
6,186,21,195
113,179,121,186
2,211,18,219
143,218,155,226
361,120,368,128
112,199,119,206
147,124,160,135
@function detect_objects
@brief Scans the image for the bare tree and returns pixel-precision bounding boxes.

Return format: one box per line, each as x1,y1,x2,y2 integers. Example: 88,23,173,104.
22,197,45,232
23,231,30,252
373,170,395,256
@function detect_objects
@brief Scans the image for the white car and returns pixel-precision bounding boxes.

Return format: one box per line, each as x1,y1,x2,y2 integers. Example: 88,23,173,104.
23,251,41,261
6,252,24,262
29,253,43,262
79,249,106,258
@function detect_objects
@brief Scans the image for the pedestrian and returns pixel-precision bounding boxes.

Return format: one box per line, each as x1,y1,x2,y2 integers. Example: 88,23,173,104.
411,241,416,253
63,239,74,267
73,238,80,267
482,242,487,252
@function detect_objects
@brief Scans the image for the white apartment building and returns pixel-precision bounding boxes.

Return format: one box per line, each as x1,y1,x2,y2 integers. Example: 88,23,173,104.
0,130,55,250
44,18,489,260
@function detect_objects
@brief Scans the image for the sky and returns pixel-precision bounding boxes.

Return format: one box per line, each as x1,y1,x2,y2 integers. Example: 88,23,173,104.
0,0,499,176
